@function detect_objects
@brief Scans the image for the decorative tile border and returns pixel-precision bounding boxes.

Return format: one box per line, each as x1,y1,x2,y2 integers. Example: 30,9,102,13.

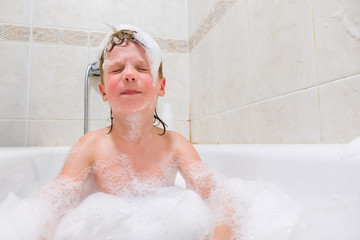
89,32,107,47
188,0,238,51
33,27,88,46
0,24,188,54
0,25,30,42
1,0,236,52
155,38,188,53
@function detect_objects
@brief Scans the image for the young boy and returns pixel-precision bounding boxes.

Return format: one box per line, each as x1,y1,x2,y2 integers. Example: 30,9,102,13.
53,25,234,239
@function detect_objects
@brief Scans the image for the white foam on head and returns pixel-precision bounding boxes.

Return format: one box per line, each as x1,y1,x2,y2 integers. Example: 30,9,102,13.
97,24,162,85
101,58,110,72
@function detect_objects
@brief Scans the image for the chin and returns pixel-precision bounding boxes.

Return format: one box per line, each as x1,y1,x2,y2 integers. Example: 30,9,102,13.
113,102,155,114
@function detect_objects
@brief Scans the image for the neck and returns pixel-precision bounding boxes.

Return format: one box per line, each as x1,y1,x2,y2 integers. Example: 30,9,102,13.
110,110,156,145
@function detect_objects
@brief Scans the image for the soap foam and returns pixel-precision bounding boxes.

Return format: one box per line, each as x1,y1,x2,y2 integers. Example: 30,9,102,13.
54,188,213,240
179,160,299,240
0,170,91,240
0,155,301,240
92,153,177,197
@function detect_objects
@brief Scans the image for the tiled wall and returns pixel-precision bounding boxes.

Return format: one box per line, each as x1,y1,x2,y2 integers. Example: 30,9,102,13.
0,0,189,146
189,0,360,143
2,0,359,146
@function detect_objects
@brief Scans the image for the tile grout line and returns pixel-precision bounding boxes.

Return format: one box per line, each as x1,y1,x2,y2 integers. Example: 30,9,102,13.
191,70,360,123
25,0,35,147
245,0,254,143
310,0,323,144
191,85,319,121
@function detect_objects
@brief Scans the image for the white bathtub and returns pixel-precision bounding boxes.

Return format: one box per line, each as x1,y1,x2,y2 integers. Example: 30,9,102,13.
1,143,359,206
1,142,360,239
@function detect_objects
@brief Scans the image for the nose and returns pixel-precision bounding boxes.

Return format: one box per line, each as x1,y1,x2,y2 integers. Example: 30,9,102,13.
125,76,135,81
123,67,137,82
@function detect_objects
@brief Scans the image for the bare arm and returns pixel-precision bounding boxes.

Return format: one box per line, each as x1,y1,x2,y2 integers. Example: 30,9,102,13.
37,133,96,214
36,133,97,238
173,133,234,240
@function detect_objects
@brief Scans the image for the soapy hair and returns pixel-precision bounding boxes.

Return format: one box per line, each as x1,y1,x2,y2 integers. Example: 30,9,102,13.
98,27,166,135
99,28,163,84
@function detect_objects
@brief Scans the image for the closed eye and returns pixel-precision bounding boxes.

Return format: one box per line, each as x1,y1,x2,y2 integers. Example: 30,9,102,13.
111,68,124,73
137,67,149,72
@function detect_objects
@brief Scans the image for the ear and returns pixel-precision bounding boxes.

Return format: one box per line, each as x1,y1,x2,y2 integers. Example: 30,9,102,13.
158,77,166,97
98,83,108,101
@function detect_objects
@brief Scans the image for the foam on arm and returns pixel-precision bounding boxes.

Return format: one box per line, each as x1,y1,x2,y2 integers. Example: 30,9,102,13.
35,135,94,237
174,135,236,239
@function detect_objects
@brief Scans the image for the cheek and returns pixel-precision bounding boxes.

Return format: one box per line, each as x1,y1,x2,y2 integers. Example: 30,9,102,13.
105,77,120,93
145,83,159,98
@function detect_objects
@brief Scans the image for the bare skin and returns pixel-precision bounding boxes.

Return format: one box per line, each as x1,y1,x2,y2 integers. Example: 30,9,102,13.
58,42,233,240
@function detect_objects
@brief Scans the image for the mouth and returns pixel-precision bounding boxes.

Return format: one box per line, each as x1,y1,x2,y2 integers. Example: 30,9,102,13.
121,89,142,95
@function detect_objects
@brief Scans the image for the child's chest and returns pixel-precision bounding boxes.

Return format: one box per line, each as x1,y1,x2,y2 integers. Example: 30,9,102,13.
91,150,178,196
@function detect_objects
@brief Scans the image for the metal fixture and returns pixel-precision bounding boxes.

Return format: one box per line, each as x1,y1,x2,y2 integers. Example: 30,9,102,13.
84,61,100,134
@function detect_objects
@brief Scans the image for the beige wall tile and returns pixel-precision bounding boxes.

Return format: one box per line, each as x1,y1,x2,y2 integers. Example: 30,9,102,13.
29,44,88,119
0,42,29,118
189,47,198,118
213,1,250,112
90,0,188,39
252,88,321,143
33,0,90,29
174,120,190,140
28,120,82,146
319,75,360,143
88,119,110,133
314,0,360,83
0,0,32,24
160,53,189,121
0,120,26,147
187,0,196,38
190,30,217,119
191,116,219,144
219,107,252,144
248,0,317,101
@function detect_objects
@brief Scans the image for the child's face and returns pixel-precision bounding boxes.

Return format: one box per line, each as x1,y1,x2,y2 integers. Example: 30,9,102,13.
98,42,165,114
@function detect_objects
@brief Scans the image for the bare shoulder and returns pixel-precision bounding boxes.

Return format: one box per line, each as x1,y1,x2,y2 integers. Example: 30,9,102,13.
59,127,108,178
77,128,107,149
165,130,201,162
165,130,189,145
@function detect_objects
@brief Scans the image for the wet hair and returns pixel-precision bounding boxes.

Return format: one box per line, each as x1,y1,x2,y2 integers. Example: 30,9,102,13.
99,28,166,135
108,108,167,135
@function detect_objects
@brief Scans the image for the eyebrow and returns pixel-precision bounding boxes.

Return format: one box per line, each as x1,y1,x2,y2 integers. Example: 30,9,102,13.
106,60,125,68
108,59,150,68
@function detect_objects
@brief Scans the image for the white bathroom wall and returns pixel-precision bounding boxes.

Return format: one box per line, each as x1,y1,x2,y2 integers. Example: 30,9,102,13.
0,0,189,146
189,0,360,143
1,0,359,146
